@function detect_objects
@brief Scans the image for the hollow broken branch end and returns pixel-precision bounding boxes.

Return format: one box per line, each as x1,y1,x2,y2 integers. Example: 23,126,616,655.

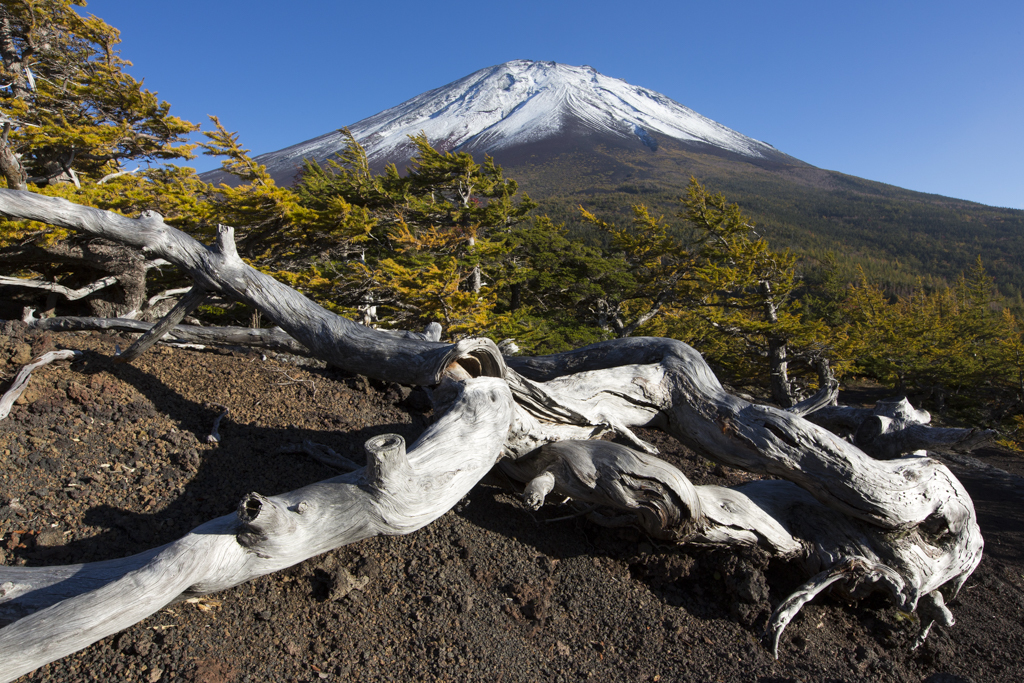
364,434,411,492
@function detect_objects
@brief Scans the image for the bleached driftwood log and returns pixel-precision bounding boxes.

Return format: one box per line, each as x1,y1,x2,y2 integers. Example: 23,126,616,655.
0,377,513,681
0,190,986,679
0,349,81,420
807,397,998,459
27,314,444,355
498,340,982,650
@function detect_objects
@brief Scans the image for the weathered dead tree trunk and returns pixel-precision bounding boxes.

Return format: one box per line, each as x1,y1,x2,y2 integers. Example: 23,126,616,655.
0,190,986,680
0,241,169,318
26,315,315,356
808,397,997,459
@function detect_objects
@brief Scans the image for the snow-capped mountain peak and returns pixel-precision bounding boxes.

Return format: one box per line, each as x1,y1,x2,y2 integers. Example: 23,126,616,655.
250,60,784,182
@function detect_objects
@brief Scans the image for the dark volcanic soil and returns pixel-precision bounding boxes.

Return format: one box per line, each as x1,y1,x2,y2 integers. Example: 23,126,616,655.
2,320,1023,683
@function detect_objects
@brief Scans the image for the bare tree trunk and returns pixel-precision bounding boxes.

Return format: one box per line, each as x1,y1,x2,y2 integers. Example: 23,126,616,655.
760,280,793,407
0,190,987,678
0,126,27,191
767,335,792,407
0,376,513,681
0,11,32,192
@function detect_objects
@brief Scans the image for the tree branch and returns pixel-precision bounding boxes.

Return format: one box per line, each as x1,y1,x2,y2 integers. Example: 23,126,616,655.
0,376,513,682
0,190,502,385
114,284,207,363
0,349,81,420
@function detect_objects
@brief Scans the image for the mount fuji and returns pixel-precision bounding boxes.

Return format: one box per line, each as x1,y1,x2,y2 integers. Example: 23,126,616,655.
229,60,799,185
203,61,1024,295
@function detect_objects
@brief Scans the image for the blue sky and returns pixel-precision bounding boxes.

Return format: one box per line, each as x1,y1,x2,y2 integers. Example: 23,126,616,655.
95,0,1023,209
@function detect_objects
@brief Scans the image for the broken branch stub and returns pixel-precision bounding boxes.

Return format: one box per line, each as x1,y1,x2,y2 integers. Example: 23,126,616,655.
114,284,207,363
364,434,411,492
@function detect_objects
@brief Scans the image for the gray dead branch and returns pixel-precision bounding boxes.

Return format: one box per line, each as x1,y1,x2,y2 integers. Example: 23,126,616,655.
808,397,998,459
0,349,81,420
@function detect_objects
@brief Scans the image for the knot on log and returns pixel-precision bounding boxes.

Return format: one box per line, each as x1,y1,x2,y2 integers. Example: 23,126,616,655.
238,494,263,523
364,434,412,493
235,492,298,553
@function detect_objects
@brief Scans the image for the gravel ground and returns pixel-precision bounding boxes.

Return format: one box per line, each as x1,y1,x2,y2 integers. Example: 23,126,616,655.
2,320,1023,683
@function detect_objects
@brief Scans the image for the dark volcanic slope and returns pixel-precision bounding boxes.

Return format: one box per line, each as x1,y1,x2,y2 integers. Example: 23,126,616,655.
199,60,1024,295
491,133,1024,296
2,321,1024,682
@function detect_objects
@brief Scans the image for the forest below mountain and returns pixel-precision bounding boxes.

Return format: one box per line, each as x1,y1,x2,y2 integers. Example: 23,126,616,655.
498,134,1024,303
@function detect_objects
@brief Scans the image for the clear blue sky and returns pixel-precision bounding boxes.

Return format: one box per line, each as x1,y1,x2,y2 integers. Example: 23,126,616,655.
94,0,1022,209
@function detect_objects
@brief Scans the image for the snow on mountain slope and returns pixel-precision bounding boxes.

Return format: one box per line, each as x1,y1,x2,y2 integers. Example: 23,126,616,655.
252,60,785,181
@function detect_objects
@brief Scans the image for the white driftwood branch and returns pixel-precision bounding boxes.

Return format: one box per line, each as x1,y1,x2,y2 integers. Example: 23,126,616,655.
0,349,81,420
144,286,192,310
0,376,513,682
501,440,800,553
206,404,229,444
786,376,839,416
97,166,140,184
0,257,170,306
808,397,998,459
764,557,906,657
0,274,119,300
